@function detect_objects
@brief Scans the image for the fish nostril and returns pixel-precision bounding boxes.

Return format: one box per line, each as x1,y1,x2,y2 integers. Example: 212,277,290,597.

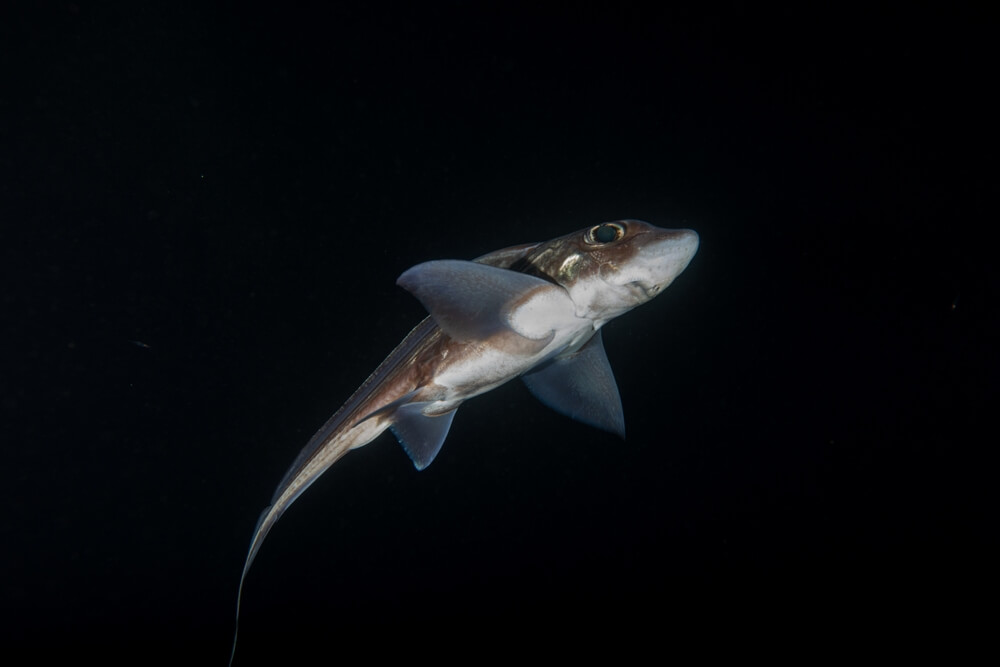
627,280,659,297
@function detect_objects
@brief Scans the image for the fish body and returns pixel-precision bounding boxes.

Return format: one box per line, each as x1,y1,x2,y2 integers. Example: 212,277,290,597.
230,220,698,661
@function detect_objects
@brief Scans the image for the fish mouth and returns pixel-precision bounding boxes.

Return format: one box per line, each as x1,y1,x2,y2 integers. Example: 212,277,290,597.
593,226,699,306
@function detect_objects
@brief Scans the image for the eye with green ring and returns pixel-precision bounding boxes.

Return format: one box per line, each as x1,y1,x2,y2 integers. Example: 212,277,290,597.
585,222,626,245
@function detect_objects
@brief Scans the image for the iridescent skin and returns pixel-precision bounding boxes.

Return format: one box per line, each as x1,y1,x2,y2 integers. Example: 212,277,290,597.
229,220,698,664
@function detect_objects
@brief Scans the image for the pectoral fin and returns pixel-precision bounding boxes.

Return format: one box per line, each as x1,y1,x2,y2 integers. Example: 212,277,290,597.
397,260,571,343
521,330,625,438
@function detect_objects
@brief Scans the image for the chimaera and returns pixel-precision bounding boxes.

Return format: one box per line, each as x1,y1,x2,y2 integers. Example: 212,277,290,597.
230,220,698,660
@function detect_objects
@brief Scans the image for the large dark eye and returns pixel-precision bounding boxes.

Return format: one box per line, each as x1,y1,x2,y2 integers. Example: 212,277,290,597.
586,222,625,245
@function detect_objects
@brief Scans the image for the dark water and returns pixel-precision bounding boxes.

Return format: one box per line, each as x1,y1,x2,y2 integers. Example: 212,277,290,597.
2,3,993,661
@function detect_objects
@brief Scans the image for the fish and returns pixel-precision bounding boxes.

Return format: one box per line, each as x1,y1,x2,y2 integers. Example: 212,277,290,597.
229,220,698,661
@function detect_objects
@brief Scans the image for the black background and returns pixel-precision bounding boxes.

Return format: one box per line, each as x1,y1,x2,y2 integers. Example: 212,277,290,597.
2,2,995,662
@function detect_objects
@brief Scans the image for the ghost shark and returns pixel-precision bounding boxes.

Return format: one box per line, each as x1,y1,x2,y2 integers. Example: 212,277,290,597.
230,220,698,661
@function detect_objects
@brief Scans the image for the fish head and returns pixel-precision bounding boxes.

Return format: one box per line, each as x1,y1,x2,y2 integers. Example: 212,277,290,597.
520,219,699,324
